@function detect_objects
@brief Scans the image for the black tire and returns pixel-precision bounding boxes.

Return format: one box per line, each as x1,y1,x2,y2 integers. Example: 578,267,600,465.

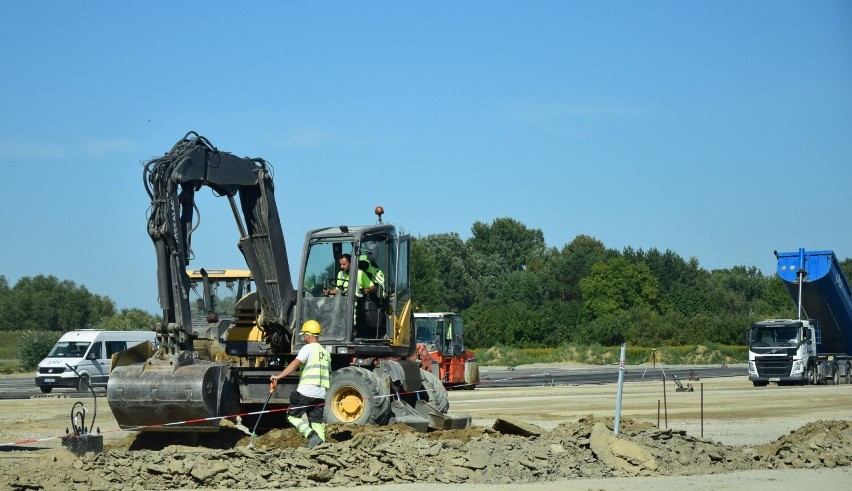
77,374,90,392
806,365,815,385
752,381,768,387
420,369,449,414
39,386,52,394
846,364,852,385
830,364,840,386
324,367,391,425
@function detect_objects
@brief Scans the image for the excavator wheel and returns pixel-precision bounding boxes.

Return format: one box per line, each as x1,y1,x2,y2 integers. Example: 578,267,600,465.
419,369,449,413
324,367,391,425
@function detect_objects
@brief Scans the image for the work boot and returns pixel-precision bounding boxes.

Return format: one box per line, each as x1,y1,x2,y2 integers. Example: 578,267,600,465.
306,432,323,449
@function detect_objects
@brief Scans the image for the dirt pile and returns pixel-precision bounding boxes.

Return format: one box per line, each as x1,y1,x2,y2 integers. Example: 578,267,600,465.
2,417,850,490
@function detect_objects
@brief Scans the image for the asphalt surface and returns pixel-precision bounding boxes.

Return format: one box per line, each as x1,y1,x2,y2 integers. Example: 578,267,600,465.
0,364,747,400
476,363,746,388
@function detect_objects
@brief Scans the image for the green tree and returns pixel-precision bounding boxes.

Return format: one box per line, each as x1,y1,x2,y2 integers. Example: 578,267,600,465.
411,233,476,312
101,308,159,331
1,275,116,331
0,276,9,330
542,235,613,303
468,217,546,272
840,257,852,286
580,257,660,321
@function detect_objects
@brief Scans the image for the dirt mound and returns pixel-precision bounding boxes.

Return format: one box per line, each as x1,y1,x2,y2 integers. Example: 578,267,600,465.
2,418,850,490
752,420,852,469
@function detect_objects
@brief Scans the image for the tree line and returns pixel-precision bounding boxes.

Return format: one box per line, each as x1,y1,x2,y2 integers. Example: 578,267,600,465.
2,217,850,350
411,218,852,348
0,275,157,332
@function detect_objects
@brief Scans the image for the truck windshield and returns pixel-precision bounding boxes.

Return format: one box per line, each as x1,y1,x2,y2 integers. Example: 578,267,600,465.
751,327,800,347
48,341,91,358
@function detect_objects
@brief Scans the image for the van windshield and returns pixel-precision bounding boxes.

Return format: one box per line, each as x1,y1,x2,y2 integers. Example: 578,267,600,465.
48,341,91,358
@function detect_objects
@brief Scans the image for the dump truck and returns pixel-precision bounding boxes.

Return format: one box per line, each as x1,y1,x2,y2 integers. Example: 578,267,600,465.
107,132,464,432
747,248,852,386
413,312,479,389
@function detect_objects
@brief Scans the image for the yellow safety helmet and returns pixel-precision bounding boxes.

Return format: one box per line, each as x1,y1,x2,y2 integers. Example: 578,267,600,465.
300,319,322,336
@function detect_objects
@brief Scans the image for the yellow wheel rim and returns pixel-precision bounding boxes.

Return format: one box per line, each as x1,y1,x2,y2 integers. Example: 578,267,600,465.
331,386,365,422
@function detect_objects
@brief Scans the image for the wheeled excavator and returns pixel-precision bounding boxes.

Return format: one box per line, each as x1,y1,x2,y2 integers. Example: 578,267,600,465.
107,132,463,433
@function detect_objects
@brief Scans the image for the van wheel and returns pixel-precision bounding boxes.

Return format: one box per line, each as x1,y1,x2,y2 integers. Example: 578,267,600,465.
77,374,90,392
39,386,52,394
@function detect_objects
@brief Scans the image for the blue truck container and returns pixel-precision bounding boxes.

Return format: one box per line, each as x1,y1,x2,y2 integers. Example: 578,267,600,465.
775,249,852,356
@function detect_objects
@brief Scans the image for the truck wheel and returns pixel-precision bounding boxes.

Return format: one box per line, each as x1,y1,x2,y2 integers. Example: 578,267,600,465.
752,381,768,387
420,369,450,414
846,363,852,385
805,365,815,385
324,367,391,425
77,374,90,392
830,364,840,386
39,386,52,394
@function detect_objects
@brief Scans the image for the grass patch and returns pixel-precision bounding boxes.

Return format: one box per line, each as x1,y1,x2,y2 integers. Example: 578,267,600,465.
0,331,27,373
473,343,747,367
0,360,21,374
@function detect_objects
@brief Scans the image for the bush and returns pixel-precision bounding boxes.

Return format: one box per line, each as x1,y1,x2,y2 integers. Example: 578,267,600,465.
0,360,20,374
17,330,62,371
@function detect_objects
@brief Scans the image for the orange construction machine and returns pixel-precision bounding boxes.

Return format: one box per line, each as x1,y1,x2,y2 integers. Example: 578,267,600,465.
413,312,479,390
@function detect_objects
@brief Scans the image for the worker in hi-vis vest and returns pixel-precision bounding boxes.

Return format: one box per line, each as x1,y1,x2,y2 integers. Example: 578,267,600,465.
270,320,331,449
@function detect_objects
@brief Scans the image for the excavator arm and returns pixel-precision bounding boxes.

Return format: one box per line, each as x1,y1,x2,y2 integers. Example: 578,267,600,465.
108,133,296,432
143,132,296,355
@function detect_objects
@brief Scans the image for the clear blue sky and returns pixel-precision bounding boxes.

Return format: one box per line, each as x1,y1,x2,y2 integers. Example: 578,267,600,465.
2,2,850,314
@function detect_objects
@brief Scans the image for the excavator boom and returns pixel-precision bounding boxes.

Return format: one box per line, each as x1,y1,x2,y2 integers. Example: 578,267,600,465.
108,132,296,431
144,132,296,353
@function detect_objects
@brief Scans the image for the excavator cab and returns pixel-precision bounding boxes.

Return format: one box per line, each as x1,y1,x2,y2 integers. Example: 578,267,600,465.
294,225,414,355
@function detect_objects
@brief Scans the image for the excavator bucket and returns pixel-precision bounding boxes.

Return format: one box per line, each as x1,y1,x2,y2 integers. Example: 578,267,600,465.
107,357,238,432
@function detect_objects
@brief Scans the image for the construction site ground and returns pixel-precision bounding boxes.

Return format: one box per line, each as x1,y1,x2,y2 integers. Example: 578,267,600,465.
1,365,851,490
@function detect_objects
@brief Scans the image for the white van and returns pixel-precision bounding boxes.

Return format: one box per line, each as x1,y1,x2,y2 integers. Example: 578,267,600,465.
35,330,156,393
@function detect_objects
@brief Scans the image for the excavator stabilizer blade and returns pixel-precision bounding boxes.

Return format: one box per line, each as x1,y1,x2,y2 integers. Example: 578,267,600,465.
107,360,237,432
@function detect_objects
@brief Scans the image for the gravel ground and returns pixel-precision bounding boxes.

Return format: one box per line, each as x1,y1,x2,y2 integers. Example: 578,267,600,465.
1,371,850,490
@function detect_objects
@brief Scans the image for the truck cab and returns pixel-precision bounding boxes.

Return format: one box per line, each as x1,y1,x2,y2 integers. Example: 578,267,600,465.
747,319,815,386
